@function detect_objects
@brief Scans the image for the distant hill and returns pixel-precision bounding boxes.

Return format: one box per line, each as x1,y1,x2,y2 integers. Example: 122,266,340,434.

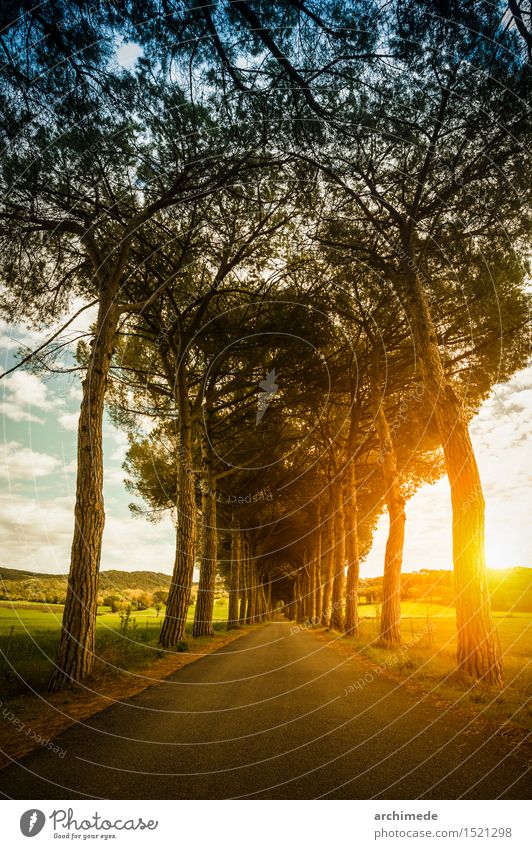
98,570,172,592
0,567,173,604
0,567,43,581
360,566,532,612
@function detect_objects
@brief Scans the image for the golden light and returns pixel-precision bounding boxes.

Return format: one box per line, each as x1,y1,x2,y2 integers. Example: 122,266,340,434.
485,528,524,570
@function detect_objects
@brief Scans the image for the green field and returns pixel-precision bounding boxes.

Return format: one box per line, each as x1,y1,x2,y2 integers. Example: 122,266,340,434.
334,607,532,729
0,599,230,700
0,599,229,634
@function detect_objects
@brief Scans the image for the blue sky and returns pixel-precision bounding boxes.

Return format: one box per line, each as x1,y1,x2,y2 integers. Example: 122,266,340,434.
0,304,530,577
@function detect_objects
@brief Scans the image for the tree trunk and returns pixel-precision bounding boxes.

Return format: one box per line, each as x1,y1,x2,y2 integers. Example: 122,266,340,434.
296,570,305,623
321,489,335,628
258,582,267,622
228,519,241,630
159,363,196,648
402,267,503,686
266,581,272,619
193,453,217,637
371,354,405,647
239,539,247,625
330,483,346,632
256,581,263,622
344,458,360,637
303,557,312,621
307,548,316,623
245,542,256,624
285,582,297,620
49,282,120,690
314,502,323,623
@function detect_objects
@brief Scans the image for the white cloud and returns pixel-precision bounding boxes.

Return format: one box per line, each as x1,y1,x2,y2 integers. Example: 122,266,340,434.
1,371,58,425
68,384,83,401
1,400,44,425
101,512,174,573
105,426,130,462
0,441,60,481
0,301,97,375
67,297,98,335
0,318,41,352
105,467,127,486
0,489,174,574
58,411,79,432
0,491,74,571
61,459,78,474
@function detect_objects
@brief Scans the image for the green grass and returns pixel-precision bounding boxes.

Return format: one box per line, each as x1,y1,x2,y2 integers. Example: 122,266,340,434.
357,600,532,620
0,599,230,700
0,599,229,633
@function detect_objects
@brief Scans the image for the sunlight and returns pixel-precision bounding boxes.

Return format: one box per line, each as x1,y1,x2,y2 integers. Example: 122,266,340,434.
485,531,524,570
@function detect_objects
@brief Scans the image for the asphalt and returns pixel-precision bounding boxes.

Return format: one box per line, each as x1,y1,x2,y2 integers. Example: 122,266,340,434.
0,620,529,799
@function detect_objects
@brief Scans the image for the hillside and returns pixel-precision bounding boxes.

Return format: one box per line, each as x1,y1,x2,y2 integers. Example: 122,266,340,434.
0,567,172,605
361,566,532,613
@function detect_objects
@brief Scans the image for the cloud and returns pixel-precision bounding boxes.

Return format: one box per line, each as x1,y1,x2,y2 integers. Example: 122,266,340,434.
0,489,175,574
61,459,78,474
1,371,58,425
58,411,79,432
0,318,42,352
0,441,60,481
68,384,83,402
105,467,127,486
1,400,44,425
105,426,130,462
0,491,74,571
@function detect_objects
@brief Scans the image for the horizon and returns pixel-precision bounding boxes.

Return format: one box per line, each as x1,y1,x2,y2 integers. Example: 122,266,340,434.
2,563,530,579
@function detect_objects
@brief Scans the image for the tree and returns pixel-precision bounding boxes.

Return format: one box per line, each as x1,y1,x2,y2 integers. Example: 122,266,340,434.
109,176,292,642
302,5,530,680
0,19,271,684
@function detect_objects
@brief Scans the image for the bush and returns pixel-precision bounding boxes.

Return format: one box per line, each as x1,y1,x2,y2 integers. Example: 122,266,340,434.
103,594,123,612
153,590,168,605
132,592,153,611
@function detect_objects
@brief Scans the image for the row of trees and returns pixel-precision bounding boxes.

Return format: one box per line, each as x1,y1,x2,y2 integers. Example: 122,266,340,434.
0,1,530,689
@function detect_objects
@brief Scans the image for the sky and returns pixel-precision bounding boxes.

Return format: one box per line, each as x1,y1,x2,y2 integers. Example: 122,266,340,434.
0,304,531,578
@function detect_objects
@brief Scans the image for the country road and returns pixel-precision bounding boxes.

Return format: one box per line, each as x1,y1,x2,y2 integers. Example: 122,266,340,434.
0,621,528,799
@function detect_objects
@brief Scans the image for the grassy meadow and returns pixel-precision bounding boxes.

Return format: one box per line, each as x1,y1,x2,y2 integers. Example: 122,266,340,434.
0,599,230,701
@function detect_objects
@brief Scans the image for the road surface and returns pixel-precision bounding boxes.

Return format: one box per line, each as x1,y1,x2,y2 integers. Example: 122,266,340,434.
0,621,528,799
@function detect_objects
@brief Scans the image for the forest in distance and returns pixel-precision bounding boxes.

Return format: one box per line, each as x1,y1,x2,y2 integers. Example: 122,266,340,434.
0,0,530,708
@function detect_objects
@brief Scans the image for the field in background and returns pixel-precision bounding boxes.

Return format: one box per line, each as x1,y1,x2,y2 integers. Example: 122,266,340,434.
0,598,229,632
0,599,230,701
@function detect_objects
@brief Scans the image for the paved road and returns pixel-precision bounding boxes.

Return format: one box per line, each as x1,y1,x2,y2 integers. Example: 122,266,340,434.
0,621,529,799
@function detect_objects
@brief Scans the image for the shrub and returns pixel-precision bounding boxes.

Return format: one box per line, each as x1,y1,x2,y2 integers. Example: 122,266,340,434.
103,594,123,612
132,592,153,611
